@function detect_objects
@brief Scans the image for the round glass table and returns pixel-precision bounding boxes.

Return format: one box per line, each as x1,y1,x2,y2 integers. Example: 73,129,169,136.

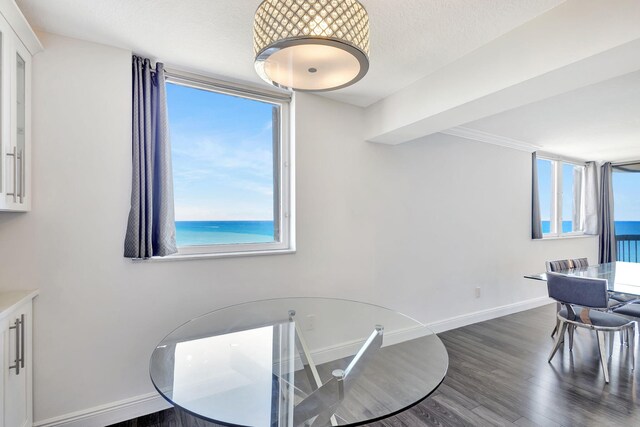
150,298,448,427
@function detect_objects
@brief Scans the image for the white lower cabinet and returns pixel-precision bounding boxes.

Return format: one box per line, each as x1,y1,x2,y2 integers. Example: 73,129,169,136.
1,292,36,427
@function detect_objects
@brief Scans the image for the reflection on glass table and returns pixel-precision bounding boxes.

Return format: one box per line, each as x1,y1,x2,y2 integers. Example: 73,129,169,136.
525,261,640,298
150,298,448,427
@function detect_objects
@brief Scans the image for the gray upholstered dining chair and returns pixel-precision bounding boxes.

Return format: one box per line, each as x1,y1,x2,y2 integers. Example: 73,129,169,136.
546,258,626,338
614,304,640,318
547,258,637,304
613,304,640,336
547,273,635,383
547,258,591,338
613,299,640,345
545,257,589,273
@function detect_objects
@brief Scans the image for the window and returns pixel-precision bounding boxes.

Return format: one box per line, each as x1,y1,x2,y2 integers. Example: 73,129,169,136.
166,73,292,256
536,157,586,237
612,163,640,262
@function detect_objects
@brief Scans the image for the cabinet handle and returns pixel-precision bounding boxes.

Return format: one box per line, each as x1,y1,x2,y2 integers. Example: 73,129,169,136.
19,148,25,202
6,146,17,202
12,146,17,203
20,314,25,368
8,316,22,375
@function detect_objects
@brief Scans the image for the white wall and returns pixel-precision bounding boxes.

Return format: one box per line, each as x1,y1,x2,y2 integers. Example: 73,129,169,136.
0,32,598,424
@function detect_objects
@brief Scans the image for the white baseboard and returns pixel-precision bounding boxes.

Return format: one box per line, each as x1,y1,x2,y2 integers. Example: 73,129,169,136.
427,296,553,334
33,392,171,427
33,297,552,427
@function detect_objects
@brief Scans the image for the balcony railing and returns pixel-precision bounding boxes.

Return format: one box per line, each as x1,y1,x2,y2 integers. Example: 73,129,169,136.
616,235,640,263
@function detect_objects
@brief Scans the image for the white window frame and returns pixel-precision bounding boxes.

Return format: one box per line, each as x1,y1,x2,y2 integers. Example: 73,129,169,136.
162,70,295,259
539,156,586,238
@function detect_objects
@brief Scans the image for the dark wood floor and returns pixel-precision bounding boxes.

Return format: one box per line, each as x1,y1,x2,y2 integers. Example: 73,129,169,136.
109,304,640,426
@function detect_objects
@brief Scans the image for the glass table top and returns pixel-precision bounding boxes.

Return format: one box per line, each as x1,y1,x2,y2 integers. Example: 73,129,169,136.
525,261,640,297
149,298,448,427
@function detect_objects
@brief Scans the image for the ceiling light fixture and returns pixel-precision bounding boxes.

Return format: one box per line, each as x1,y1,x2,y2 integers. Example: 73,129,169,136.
253,0,370,92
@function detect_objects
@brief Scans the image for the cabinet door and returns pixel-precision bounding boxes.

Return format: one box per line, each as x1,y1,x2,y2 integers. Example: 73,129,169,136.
4,303,31,427
7,36,30,211
0,10,33,212
0,12,11,208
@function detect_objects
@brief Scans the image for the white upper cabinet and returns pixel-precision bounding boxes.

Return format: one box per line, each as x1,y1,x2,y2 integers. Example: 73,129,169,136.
0,0,42,212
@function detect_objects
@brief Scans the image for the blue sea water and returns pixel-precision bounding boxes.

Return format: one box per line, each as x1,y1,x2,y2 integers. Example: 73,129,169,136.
541,221,640,261
614,221,640,236
541,221,640,235
178,220,640,248
541,221,574,234
175,221,275,246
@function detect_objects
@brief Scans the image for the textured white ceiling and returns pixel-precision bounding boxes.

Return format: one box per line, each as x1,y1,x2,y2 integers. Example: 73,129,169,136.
16,0,565,106
462,71,640,162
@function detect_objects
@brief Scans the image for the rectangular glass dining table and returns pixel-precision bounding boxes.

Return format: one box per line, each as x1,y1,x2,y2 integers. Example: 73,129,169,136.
525,261,640,298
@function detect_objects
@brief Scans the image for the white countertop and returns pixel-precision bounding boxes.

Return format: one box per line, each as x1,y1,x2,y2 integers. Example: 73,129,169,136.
0,290,38,319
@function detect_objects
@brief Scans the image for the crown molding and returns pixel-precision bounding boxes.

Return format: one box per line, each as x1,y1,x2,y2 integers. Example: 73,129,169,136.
440,126,541,152
0,0,43,55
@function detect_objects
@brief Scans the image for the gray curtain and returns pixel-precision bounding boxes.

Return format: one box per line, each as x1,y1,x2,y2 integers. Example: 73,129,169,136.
531,152,543,239
124,56,177,259
584,161,599,235
598,162,616,263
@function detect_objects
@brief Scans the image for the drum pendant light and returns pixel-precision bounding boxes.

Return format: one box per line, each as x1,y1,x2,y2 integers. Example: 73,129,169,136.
253,0,370,92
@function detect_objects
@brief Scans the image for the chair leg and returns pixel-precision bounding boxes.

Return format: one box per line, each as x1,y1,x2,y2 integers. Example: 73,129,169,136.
609,331,614,358
596,331,610,383
549,322,568,363
630,324,636,371
627,328,630,347
551,321,559,338
568,324,575,351
551,303,561,338
620,329,624,346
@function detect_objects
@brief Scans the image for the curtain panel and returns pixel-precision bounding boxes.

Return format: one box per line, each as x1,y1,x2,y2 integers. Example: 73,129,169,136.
584,161,599,235
124,56,177,259
598,162,616,263
531,152,543,239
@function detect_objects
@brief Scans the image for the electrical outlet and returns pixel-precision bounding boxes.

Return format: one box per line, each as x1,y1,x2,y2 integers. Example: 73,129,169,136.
305,314,316,331
475,287,481,298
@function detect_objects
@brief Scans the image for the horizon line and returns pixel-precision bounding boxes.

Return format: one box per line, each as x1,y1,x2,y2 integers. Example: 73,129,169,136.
175,219,274,222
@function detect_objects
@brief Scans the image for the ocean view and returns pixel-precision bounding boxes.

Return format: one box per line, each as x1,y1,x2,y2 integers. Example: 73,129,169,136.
541,221,640,235
175,221,275,246
540,221,640,262
614,221,640,235
177,221,640,247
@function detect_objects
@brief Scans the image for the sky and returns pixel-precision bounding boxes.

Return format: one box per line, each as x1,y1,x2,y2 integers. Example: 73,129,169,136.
613,171,640,221
537,159,553,222
167,82,276,221
167,85,639,225
538,159,640,223
537,160,578,231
